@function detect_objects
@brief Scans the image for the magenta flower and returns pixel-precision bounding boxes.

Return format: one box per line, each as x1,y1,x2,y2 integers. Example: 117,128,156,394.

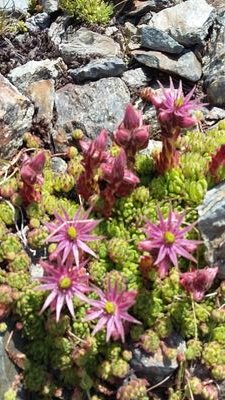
84,282,141,342
99,149,140,216
138,209,201,278
77,130,109,201
20,151,46,204
148,78,201,132
20,151,46,186
38,259,90,322
46,207,102,267
180,267,218,301
208,144,225,183
114,104,149,165
114,104,149,151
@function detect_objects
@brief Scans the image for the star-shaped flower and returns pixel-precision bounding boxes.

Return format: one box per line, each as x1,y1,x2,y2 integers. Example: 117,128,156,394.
46,207,102,267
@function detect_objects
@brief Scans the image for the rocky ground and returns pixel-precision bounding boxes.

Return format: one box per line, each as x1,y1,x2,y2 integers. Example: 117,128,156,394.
0,0,225,399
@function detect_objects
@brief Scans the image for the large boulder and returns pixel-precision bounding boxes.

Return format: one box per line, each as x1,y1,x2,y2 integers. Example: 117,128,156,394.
55,77,130,139
149,0,215,46
0,74,34,159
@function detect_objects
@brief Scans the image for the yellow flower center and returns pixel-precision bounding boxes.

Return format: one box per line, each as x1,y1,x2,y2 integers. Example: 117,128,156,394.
67,226,77,240
58,276,72,289
104,301,116,315
174,97,184,107
164,231,175,244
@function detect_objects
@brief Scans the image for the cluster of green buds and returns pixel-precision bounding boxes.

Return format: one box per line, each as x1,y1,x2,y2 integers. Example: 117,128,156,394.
27,227,48,249
0,202,15,225
23,132,42,148
139,329,160,353
53,173,75,193
0,235,22,261
116,378,149,400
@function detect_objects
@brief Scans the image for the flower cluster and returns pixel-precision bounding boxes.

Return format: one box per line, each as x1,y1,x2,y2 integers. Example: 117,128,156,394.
77,129,140,216
20,151,46,204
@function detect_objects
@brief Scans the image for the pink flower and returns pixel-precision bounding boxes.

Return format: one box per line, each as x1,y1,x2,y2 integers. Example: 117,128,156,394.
77,130,109,201
180,267,218,301
102,149,140,195
46,207,102,266
20,151,46,186
99,149,140,216
84,282,141,342
38,259,90,322
147,78,201,132
114,104,149,165
208,144,225,183
20,151,46,204
138,209,201,278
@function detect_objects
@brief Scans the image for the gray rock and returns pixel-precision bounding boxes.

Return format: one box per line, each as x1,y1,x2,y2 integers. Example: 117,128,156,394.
105,26,119,36
0,0,28,12
128,1,153,17
128,0,183,17
25,12,51,32
198,182,225,278
69,57,126,83
142,0,183,12
51,157,68,174
131,332,186,384
205,107,225,122
203,11,225,106
133,49,202,82
30,263,44,279
41,0,58,13
149,0,215,46
7,58,67,93
0,333,17,399
138,26,184,54
55,77,130,139
48,15,73,46
59,27,121,64
0,74,34,159
121,68,151,89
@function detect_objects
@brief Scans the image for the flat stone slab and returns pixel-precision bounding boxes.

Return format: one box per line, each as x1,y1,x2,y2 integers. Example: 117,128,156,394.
138,26,184,54
69,57,126,83
132,49,202,82
59,28,121,64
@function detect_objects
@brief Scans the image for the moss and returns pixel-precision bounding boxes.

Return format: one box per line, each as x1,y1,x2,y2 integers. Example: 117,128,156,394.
59,0,113,24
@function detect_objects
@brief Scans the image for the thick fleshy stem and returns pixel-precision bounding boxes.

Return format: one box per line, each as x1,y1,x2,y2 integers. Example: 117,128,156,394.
156,135,180,173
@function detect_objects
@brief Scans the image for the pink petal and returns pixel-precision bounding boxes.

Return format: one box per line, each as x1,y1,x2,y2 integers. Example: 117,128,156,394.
65,294,75,318
40,290,58,314
56,294,65,322
77,239,97,259
92,316,108,336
